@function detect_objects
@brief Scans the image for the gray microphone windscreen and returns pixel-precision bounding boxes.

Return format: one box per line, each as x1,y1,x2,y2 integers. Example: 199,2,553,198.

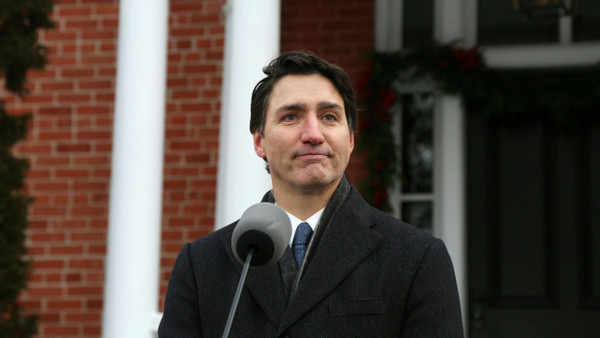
231,203,292,268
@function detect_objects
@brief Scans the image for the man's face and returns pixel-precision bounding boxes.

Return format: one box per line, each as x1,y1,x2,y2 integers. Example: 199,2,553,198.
253,73,354,194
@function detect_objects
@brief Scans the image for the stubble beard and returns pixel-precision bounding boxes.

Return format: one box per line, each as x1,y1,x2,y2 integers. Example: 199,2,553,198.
278,162,343,196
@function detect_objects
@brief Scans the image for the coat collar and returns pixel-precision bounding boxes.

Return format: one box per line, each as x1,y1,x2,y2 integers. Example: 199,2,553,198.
224,177,381,333
277,185,380,334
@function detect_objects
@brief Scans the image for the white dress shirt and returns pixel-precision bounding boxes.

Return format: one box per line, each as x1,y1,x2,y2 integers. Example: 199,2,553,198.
284,208,324,247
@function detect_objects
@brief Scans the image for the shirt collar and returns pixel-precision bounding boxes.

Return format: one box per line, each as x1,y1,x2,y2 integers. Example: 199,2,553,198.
284,208,324,247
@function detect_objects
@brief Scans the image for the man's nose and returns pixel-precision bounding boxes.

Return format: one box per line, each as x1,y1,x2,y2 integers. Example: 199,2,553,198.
300,114,324,145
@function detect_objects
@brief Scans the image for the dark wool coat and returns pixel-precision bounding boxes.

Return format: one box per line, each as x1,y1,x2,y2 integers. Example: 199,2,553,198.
159,178,464,337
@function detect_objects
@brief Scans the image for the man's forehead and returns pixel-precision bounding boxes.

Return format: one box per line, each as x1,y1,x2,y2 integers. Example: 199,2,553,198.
268,74,343,108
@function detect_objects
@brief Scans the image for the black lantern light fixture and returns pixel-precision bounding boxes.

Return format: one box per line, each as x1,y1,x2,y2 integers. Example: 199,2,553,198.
514,0,579,19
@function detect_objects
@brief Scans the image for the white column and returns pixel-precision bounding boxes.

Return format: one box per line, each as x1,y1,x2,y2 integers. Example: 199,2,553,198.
434,95,467,325
102,0,169,336
434,0,466,46
434,0,468,329
374,0,402,52
215,0,280,229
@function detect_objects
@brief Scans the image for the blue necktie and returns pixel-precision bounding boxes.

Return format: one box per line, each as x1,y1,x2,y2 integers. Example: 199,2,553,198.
292,222,313,267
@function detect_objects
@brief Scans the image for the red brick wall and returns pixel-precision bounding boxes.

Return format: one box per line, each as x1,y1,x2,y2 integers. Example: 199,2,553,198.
159,0,226,315
9,1,120,336
7,0,373,336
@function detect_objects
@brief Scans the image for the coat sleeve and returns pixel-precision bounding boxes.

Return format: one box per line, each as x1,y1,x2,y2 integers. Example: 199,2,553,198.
158,243,202,337
400,238,464,337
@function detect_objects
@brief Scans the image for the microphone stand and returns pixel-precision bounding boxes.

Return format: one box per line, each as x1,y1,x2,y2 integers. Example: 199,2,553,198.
222,246,255,338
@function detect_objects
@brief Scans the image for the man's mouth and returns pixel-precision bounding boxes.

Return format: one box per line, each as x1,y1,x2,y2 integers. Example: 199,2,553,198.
295,151,329,159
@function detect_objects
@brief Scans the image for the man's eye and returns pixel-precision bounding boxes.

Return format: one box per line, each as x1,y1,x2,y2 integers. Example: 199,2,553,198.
323,114,337,121
283,114,296,121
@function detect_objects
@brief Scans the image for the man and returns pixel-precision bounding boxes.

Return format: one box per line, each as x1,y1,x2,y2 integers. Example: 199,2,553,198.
159,51,464,337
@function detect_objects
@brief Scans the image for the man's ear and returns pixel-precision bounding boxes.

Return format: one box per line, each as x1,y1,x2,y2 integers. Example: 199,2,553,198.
252,130,266,159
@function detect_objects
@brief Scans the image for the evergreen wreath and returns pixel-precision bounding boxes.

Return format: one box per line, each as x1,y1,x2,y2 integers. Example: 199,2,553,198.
357,42,600,211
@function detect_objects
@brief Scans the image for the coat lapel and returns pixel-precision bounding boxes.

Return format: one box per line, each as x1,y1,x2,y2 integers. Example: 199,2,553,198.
277,195,381,333
221,229,290,328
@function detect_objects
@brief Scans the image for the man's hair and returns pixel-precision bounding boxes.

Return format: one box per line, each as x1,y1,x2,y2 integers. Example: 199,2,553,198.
250,51,358,135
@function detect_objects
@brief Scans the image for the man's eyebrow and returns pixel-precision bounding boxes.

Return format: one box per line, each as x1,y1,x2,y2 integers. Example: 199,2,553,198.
275,103,306,114
274,101,343,114
318,101,343,110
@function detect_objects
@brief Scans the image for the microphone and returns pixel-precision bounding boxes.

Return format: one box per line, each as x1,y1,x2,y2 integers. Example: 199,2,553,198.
223,203,291,337
231,202,291,268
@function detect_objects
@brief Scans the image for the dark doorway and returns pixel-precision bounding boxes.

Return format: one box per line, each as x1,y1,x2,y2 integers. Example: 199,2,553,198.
467,114,600,337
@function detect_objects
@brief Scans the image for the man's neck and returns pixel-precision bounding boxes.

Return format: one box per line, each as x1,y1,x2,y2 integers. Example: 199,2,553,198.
272,180,340,221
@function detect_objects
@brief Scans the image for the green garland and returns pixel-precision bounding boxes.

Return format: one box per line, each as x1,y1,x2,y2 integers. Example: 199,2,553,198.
357,43,600,211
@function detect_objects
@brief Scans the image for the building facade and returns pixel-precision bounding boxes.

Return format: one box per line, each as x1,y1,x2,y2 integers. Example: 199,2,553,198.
7,0,600,336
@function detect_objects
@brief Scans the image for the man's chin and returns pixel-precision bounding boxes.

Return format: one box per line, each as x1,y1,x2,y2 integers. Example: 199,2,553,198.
271,166,341,191
293,174,341,193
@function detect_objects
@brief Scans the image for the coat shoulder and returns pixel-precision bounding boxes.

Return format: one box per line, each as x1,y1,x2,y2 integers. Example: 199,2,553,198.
182,222,238,273
345,186,438,248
